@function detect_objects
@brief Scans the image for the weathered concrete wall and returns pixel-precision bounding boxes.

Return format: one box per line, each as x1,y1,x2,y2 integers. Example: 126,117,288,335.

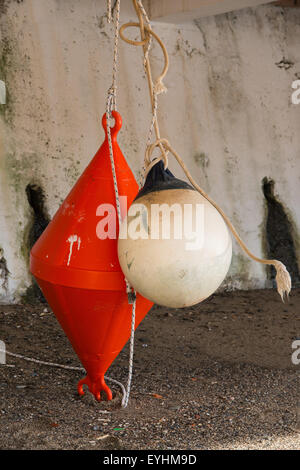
0,0,299,302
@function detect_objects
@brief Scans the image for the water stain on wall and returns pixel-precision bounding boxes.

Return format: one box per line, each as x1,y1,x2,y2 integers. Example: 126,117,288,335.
275,57,294,70
0,247,9,292
262,177,299,287
23,183,50,303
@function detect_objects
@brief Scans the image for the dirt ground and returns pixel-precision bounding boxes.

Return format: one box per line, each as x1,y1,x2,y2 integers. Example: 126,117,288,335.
0,288,299,450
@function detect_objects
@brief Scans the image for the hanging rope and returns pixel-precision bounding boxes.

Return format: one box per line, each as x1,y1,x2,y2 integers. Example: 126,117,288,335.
119,0,169,177
106,0,120,110
120,0,291,301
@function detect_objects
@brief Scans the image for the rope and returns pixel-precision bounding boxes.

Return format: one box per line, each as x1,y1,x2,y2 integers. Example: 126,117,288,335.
0,349,127,400
106,97,122,227
120,0,292,302
105,102,136,406
107,0,112,23
122,294,136,408
109,0,121,110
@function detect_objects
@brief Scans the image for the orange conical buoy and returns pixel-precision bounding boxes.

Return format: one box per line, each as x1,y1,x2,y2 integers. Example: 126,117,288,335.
30,111,153,401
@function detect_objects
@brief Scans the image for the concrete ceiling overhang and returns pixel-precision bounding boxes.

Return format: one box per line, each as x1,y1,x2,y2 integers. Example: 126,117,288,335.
145,0,291,23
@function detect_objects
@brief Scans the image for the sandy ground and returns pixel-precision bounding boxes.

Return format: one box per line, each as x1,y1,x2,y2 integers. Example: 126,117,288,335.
0,288,299,450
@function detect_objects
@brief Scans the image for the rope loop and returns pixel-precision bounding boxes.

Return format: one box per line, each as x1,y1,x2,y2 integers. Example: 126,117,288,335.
119,22,150,46
144,138,170,178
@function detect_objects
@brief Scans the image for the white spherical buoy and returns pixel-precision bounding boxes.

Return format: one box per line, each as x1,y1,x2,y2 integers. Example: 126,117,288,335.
118,162,232,308
118,189,232,308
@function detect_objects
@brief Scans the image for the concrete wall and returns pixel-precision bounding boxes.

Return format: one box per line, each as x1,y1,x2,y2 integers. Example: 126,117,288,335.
0,0,299,302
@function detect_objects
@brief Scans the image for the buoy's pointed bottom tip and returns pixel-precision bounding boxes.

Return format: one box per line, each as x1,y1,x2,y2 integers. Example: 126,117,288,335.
77,375,113,401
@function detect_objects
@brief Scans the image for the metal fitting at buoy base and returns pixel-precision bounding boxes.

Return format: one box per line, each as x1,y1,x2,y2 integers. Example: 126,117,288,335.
77,374,113,401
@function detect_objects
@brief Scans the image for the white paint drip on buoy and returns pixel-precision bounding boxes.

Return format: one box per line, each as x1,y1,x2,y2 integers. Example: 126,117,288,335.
67,234,81,266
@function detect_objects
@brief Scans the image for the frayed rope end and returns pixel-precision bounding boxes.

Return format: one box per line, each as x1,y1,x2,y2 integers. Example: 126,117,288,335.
154,79,167,95
273,260,292,302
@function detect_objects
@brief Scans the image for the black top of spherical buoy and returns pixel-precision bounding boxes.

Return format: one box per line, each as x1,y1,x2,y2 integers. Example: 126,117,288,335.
135,161,195,201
